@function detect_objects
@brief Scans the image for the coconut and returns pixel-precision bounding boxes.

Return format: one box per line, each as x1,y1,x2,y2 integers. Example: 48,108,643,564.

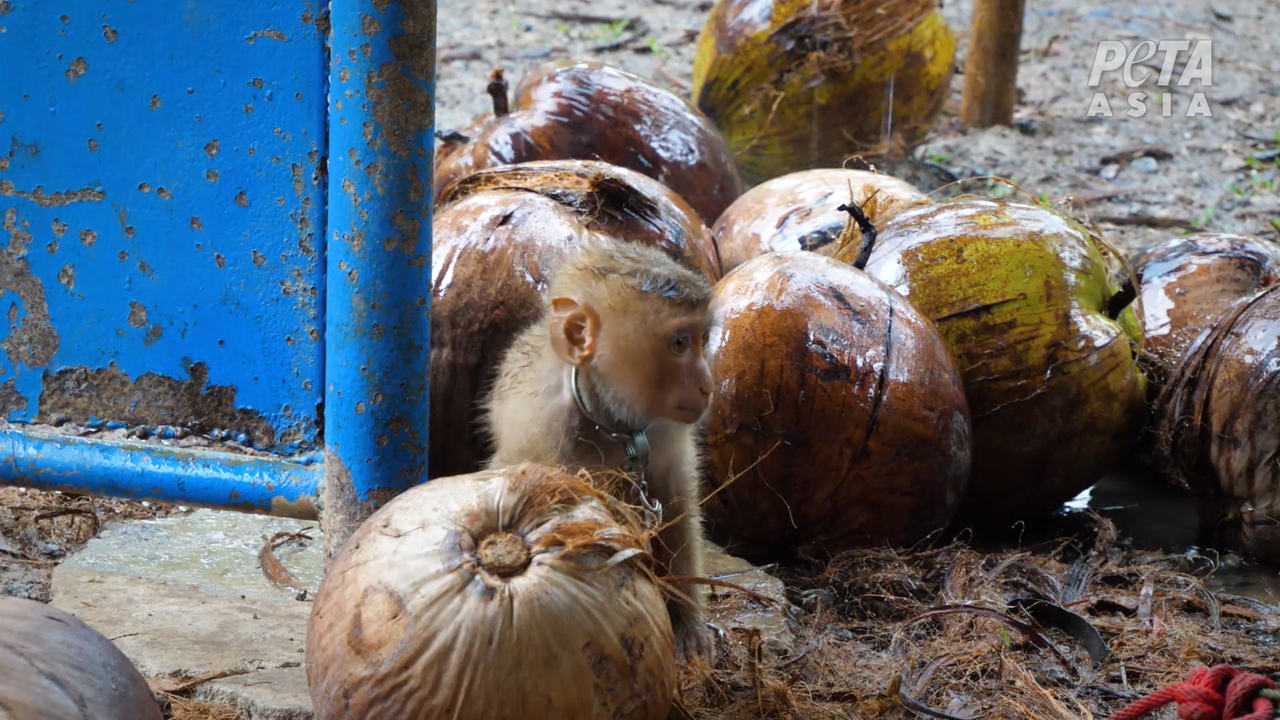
305,462,676,720
1154,284,1280,564
701,251,971,562
434,60,745,226
0,597,163,720
690,0,955,185
1133,232,1280,393
711,168,929,274
429,160,722,479
855,198,1148,528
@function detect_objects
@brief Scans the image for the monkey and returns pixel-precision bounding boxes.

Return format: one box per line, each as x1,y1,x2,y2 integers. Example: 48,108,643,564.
481,237,717,662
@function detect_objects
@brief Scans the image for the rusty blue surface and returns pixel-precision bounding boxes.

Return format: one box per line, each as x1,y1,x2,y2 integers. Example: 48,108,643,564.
0,428,322,518
323,0,434,540
0,0,329,455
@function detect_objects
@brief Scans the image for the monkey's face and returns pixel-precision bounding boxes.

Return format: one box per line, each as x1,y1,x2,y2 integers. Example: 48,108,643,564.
592,310,714,426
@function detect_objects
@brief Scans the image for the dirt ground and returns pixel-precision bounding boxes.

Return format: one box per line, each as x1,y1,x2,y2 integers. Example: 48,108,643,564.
435,0,1280,258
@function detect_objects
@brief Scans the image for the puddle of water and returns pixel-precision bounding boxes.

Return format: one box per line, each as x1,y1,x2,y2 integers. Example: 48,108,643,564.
1066,472,1280,605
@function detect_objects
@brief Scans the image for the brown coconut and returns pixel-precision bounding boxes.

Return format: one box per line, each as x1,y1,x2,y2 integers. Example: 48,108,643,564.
434,60,745,226
429,160,722,480
711,168,930,275
702,251,971,562
0,597,163,720
1133,232,1280,392
305,462,676,720
857,198,1148,528
1154,284,1280,564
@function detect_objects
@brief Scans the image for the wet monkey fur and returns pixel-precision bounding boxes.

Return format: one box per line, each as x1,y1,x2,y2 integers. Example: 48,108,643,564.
482,239,717,661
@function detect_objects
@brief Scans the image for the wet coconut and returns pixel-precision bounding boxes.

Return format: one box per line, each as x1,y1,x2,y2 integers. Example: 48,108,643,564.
306,463,676,720
1154,284,1280,565
691,0,955,184
702,251,972,562
711,168,929,274
434,61,745,226
855,198,1148,528
429,160,721,479
1133,231,1280,393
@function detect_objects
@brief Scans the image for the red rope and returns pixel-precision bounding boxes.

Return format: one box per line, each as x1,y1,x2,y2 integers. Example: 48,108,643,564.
1106,665,1277,720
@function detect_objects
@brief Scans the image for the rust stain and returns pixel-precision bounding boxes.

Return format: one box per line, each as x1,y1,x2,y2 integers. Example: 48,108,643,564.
37,362,277,448
252,250,267,266
244,104,254,114
138,182,151,193
270,494,319,521
149,95,162,110
190,216,203,230
50,219,67,237
0,182,105,207
157,187,171,200
79,229,96,246
127,301,147,328
251,78,264,89
206,170,219,182
46,240,57,254
117,250,128,261
87,139,98,152
360,14,382,36
234,190,249,207
214,253,226,269
0,208,60,368
57,264,74,289
102,25,117,42
247,29,288,43
144,324,163,345
204,139,220,158
0,378,26,415
65,57,87,80
114,207,134,238
0,2,11,15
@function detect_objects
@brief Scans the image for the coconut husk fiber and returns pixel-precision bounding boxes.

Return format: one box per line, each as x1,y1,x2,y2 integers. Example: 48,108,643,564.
675,514,1280,719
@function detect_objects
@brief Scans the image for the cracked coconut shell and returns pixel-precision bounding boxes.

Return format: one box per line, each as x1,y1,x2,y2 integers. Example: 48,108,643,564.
690,0,955,185
1133,232,1280,393
434,60,745,226
711,168,929,274
306,462,676,720
429,160,722,480
0,597,163,720
702,251,971,562
855,198,1149,527
1154,284,1280,564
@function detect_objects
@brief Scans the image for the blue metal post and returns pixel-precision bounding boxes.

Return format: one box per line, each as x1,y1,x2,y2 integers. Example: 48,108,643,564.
323,0,436,558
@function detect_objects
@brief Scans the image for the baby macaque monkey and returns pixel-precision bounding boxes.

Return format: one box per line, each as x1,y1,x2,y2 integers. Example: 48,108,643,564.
482,238,716,661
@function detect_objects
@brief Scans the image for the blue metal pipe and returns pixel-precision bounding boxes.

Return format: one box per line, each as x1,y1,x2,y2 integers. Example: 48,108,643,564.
323,0,436,557
0,430,322,519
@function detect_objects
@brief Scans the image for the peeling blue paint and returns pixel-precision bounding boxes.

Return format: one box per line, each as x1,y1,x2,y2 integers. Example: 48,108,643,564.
0,429,322,518
0,0,329,453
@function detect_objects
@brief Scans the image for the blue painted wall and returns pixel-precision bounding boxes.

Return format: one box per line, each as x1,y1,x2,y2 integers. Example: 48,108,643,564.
0,0,329,455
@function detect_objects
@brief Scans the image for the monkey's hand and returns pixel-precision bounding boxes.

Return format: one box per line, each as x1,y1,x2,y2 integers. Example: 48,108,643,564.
669,598,715,664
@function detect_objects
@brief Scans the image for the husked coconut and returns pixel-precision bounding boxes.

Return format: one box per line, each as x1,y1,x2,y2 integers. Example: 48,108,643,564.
0,596,162,720
306,462,677,720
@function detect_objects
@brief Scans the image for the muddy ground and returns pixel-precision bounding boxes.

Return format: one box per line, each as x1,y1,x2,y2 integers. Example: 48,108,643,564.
435,0,1280,257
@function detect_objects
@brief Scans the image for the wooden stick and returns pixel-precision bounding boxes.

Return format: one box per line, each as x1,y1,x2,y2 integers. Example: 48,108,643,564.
959,0,1027,128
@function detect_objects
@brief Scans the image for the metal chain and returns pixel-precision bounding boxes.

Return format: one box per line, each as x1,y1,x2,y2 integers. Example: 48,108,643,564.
570,366,663,526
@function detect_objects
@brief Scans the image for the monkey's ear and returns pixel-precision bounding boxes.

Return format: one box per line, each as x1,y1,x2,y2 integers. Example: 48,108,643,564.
549,297,599,366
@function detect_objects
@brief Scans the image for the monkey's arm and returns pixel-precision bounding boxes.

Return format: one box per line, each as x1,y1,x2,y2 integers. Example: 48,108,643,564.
648,428,713,662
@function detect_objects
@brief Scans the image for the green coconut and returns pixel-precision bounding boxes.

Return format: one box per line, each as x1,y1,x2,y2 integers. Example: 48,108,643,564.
850,198,1149,528
691,0,956,185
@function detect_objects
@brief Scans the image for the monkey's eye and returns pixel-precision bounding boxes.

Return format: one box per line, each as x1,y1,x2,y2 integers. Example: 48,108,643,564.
670,331,692,355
